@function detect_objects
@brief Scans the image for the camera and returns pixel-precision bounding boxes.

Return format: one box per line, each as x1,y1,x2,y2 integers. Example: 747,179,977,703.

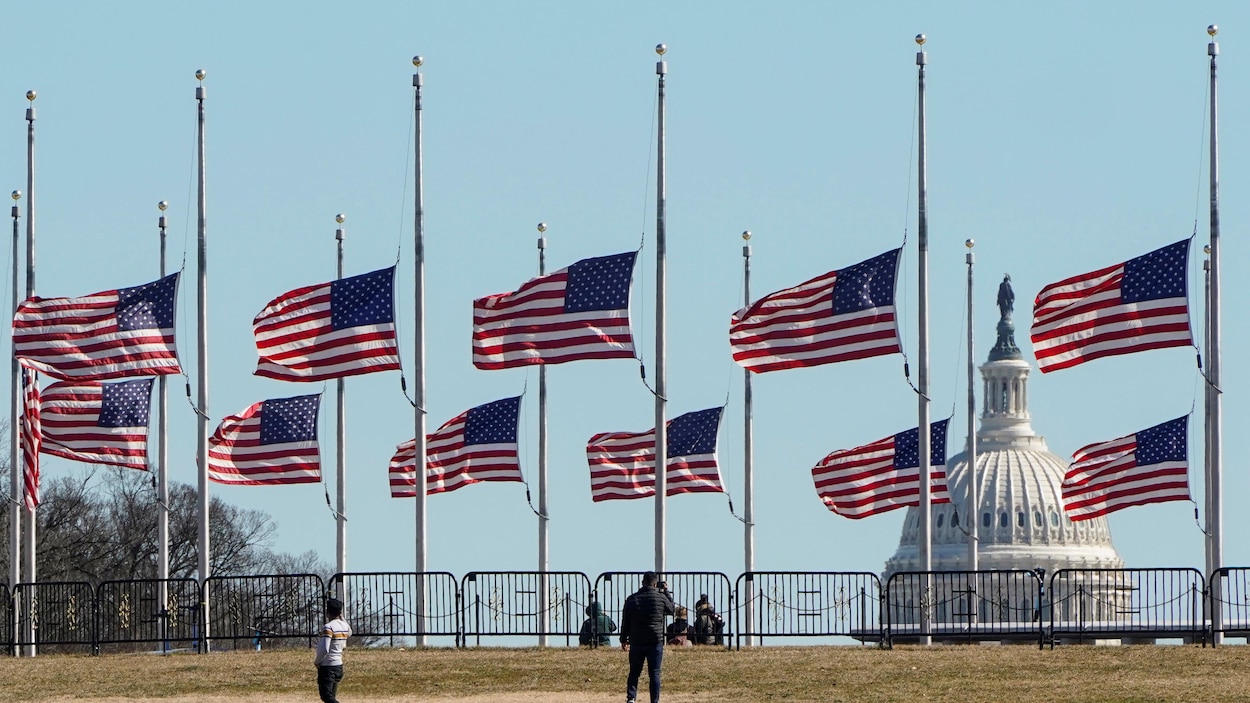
658,580,669,592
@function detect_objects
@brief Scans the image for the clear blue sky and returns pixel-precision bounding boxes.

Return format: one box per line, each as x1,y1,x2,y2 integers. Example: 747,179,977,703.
3,2,1247,581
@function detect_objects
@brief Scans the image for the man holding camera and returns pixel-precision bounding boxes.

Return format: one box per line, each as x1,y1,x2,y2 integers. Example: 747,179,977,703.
620,572,676,703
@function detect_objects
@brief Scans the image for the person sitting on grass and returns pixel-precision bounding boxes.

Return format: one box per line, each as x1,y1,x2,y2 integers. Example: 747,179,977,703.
579,600,617,647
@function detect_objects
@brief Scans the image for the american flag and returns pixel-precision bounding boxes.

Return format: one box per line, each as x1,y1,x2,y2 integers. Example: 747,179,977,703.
472,251,637,370
1030,239,1192,373
254,266,401,382
21,369,40,510
811,419,950,519
1062,416,1190,521
585,407,725,502
389,396,523,497
730,248,901,373
40,378,153,471
207,395,322,485
13,273,182,381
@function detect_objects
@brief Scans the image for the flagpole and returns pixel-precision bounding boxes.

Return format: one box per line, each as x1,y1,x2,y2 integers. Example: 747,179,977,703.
741,230,755,646
653,43,668,574
8,189,21,647
965,239,977,576
157,200,171,651
193,69,211,652
1205,24,1223,645
412,56,428,646
335,213,347,597
1203,247,1212,586
23,91,37,658
914,34,933,646
536,222,549,647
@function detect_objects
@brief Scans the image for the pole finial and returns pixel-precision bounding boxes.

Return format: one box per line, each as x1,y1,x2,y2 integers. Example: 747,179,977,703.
25,90,36,102
413,55,424,68
336,213,346,224
1204,244,1212,255
158,200,168,211
1209,24,1219,37
915,34,926,46
742,230,751,241
536,222,547,233
11,190,20,201
195,69,206,81
965,238,975,248
655,43,667,56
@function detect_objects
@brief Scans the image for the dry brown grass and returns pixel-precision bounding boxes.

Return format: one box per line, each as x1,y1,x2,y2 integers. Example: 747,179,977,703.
4,644,1250,702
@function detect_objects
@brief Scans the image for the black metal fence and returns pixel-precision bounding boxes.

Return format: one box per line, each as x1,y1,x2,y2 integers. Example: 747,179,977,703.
884,570,1044,648
460,571,592,646
1048,568,1206,646
0,567,1243,654
328,572,460,646
734,571,882,647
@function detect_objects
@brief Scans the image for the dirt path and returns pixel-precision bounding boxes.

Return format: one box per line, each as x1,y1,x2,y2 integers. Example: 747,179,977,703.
47,695,708,703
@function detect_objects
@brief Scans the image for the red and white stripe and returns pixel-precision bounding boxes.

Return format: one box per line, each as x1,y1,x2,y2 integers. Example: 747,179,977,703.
40,381,149,470
207,401,320,485
811,435,949,519
1062,435,1190,521
388,413,522,498
21,370,40,510
585,429,723,502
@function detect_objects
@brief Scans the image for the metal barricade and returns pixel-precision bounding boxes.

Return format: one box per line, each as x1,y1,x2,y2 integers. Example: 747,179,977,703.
594,571,732,649
460,571,591,646
734,571,882,647
884,570,1044,648
327,572,459,646
1048,568,1205,646
13,581,95,653
1210,567,1250,644
95,578,201,654
204,574,325,651
0,583,10,654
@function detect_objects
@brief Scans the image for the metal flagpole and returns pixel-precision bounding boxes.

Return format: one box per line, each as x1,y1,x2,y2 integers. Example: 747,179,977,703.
536,222,549,647
194,69,211,652
412,56,428,646
742,230,755,646
157,200,171,651
8,189,21,650
1205,24,1223,645
335,213,347,598
654,43,668,574
914,34,932,646
23,91,37,658
1203,247,1212,588
965,239,978,578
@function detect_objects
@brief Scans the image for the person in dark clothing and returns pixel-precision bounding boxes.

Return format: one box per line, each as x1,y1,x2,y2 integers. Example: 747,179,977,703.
666,606,693,646
579,600,617,647
620,572,676,703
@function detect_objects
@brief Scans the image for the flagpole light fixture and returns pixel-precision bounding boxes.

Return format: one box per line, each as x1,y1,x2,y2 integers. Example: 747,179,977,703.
413,56,423,68
1209,25,1219,37
742,231,751,241
656,43,666,56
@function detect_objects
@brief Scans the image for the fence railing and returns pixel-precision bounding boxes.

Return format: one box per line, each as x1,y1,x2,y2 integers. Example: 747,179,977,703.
1048,568,1206,646
0,567,1242,654
734,571,882,647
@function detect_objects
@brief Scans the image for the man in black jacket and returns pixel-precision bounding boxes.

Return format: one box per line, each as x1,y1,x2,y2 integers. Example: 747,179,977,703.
620,571,676,703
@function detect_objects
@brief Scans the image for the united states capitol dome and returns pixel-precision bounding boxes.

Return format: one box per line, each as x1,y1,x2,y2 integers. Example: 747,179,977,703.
884,274,1124,576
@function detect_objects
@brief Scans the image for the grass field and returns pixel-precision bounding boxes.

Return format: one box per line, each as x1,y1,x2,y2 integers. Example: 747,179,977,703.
5,644,1250,702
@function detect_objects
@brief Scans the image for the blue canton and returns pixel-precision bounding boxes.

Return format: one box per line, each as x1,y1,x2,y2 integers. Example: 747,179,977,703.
893,419,948,470
260,395,321,445
464,396,521,445
331,267,395,330
563,252,636,313
1135,416,1187,465
117,274,179,331
667,407,723,457
99,378,155,428
831,248,899,316
1122,240,1188,304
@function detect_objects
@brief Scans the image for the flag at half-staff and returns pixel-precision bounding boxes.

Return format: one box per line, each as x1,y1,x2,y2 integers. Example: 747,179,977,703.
254,266,401,382
389,395,523,496
13,273,182,381
1030,239,1192,373
812,419,950,519
730,248,901,373
1062,416,1190,520
585,407,725,502
21,369,41,510
472,251,637,369
40,378,153,471
207,394,322,485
